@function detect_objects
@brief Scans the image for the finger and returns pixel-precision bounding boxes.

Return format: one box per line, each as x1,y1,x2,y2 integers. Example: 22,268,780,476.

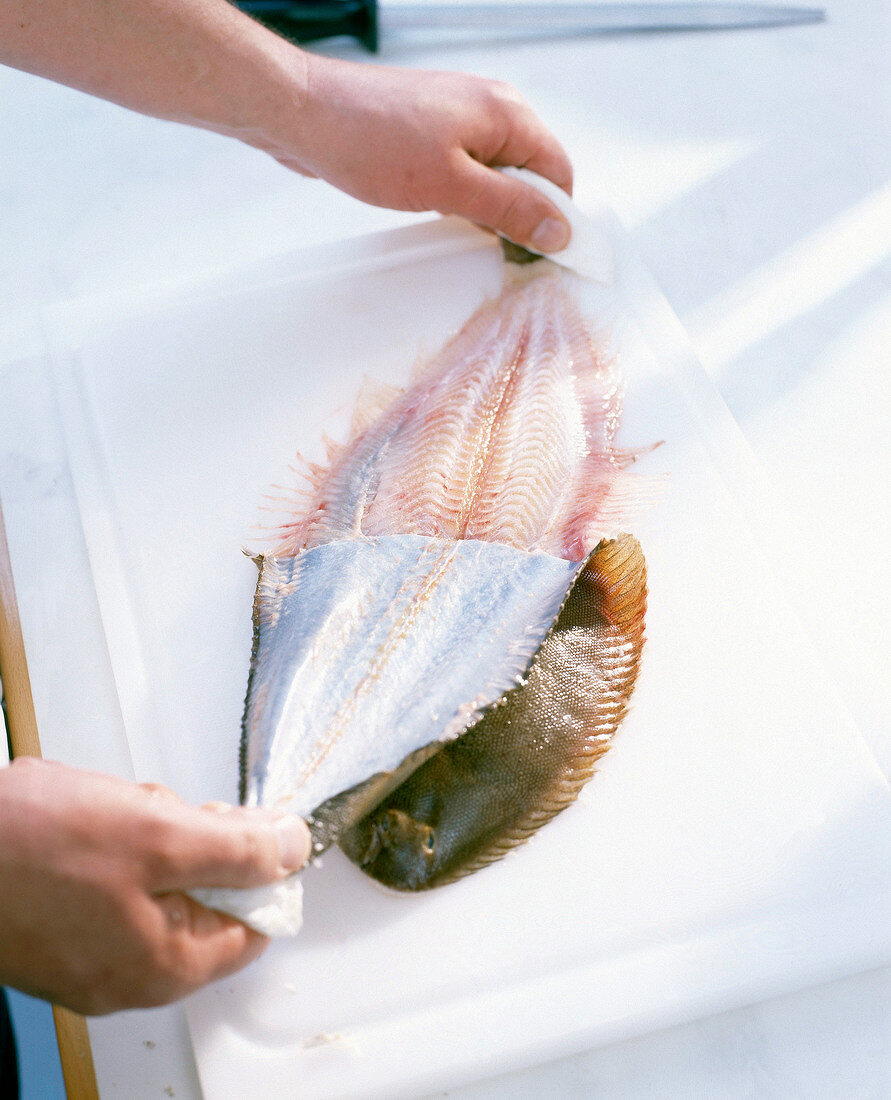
484,115,573,198
460,82,573,197
518,141,573,199
147,806,311,892
446,157,571,254
140,782,183,804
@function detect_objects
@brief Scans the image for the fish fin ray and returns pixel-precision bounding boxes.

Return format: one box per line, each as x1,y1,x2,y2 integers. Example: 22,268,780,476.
348,376,404,438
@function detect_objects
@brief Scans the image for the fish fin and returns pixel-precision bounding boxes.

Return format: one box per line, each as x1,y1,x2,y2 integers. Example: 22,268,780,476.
406,350,434,385
254,448,334,555
613,440,665,466
320,433,344,466
239,554,291,803
586,471,667,538
556,470,667,557
282,451,330,492
349,377,404,438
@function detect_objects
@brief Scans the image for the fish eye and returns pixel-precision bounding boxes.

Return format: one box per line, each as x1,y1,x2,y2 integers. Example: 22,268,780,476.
423,829,435,853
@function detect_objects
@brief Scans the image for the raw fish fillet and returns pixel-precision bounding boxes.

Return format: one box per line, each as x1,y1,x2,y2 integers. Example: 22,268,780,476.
274,263,639,561
193,246,648,934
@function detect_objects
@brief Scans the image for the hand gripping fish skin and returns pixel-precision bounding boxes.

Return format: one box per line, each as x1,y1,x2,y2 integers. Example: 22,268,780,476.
339,533,646,890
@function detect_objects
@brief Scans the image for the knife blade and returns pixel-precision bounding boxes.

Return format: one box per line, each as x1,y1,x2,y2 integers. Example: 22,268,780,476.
237,2,825,52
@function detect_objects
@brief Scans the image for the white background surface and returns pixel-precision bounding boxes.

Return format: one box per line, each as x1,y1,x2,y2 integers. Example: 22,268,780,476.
1,0,889,1096
39,216,890,1096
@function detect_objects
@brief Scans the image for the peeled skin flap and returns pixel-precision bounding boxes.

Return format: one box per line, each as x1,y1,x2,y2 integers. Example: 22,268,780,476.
240,536,587,821
191,535,587,935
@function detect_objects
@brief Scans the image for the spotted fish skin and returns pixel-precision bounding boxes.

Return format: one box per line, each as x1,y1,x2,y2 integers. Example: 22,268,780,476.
273,264,635,562
339,534,647,890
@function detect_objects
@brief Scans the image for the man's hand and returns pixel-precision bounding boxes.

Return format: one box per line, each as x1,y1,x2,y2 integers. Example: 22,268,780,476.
0,0,573,253
259,58,574,254
0,758,310,1015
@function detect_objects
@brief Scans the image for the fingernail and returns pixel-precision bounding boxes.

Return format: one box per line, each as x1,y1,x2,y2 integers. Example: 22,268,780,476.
530,217,570,253
274,815,312,871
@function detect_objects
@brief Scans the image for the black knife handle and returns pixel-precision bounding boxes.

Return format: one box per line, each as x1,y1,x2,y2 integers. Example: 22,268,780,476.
237,0,379,51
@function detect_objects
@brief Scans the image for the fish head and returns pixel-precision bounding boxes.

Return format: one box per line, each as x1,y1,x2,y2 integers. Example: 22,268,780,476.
341,807,440,891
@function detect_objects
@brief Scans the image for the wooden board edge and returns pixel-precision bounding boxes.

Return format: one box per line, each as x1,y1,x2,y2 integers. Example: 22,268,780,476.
52,1007,100,1100
0,500,100,1099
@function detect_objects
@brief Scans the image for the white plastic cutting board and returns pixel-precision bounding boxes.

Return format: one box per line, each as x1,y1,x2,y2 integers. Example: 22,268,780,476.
46,217,891,1099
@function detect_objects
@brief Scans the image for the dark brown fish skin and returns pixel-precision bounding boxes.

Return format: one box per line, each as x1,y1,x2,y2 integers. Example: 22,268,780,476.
499,238,547,266
339,533,647,890
301,738,445,854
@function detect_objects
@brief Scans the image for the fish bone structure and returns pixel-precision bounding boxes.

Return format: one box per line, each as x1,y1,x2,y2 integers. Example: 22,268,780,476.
274,264,638,560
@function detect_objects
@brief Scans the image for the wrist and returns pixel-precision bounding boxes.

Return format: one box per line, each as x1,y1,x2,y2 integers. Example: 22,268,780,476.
207,21,313,147
234,47,336,173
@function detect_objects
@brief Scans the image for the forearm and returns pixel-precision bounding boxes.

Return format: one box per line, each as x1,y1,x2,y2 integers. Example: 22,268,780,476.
0,0,305,142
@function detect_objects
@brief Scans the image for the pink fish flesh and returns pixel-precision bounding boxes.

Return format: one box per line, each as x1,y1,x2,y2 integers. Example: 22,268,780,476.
274,263,639,562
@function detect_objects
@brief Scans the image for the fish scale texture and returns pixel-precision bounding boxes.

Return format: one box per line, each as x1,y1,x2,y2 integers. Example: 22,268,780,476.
339,533,647,890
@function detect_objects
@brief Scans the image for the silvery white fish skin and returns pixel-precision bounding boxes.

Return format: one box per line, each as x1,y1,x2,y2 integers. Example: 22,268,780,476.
193,178,648,934
241,537,586,826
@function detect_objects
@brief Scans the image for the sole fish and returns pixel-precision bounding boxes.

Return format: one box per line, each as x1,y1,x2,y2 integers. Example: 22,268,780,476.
194,252,649,933
267,257,648,878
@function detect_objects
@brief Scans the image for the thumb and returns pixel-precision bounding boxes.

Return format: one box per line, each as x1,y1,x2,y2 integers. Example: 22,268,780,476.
447,157,571,254
148,805,312,892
